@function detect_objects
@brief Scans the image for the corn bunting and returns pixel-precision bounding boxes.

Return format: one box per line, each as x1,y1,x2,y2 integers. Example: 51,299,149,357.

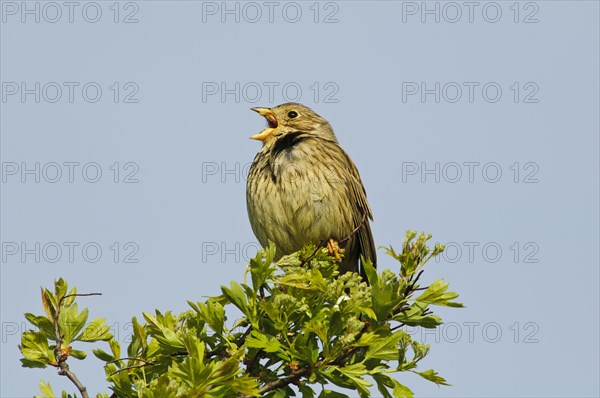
246,103,376,277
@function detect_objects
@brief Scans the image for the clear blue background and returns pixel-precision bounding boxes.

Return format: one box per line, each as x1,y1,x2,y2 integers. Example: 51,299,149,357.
1,1,599,397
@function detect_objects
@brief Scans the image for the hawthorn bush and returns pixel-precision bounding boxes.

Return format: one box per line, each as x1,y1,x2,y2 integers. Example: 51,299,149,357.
20,231,462,397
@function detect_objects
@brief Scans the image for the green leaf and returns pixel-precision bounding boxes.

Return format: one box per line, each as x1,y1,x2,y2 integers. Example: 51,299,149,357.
54,278,69,300
92,348,115,362
195,301,226,335
37,380,55,398
77,318,112,342
229,373,260,396
143,311,186,351
413,369,450,386
40,288,56,321
393,302,442,328
334,363,372,396
24,313,56,340
70,349,87,360
317,390,349,398
356,331,403,361
369,274,403,321
299,385,316,398
168,357,207,389
109,337,121,359
371,373,394,398
58,305,88,346
415,279,463,308
276,272,315,290
245,331,281,353
221,282,249,316
303,308,330,347
249,242,275,291
391,379,414,398
362,259,378,286
19,331,56,368
370,373,415,398
270,389,287,398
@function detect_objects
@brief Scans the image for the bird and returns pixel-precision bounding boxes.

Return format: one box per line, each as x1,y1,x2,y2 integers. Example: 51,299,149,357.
246,103,376,278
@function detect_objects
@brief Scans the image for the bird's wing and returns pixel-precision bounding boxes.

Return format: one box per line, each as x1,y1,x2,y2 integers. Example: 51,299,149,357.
342,151,377,270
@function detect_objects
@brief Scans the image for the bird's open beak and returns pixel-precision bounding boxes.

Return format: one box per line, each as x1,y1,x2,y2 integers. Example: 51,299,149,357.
250,107,278,141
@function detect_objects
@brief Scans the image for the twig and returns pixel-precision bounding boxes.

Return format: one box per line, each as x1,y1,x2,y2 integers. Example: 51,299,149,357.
238,344,362,397
257,367,311,394
57,364,89,398
338,212,368,244
299,244,322,268
236,326,253,347
107,357,154,366
109,363,153,376
406,270,424,297
60,292,102,303
107,355,155,377
53,292,101,398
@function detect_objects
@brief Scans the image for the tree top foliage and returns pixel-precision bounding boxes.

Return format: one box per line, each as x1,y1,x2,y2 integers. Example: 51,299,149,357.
20,231,463,398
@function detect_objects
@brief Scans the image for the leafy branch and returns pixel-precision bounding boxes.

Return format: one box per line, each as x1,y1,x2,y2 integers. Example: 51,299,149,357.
19,279,112,398
20,231,463,398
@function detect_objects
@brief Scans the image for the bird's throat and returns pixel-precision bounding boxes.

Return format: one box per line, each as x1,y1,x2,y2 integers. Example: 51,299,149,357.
271,132,306,158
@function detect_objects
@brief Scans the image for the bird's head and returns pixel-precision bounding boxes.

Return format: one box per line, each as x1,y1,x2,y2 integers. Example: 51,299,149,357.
250,103,336,144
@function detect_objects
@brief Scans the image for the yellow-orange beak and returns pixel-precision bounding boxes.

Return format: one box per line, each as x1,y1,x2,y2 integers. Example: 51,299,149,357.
250,107,278,141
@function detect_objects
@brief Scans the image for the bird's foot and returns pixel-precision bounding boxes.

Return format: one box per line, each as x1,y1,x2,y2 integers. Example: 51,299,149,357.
327,239,345,263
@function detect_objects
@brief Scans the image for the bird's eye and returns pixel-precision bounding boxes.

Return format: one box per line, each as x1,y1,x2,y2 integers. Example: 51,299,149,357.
287,111,298,119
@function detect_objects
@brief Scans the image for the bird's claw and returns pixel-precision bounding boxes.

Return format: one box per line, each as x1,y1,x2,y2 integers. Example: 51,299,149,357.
327,239,345,262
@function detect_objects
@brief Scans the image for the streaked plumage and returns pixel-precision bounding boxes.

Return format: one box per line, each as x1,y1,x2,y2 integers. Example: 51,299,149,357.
246,103,376,276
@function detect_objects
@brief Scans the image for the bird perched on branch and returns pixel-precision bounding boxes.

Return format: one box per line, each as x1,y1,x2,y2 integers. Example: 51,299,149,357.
246,103,376,277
